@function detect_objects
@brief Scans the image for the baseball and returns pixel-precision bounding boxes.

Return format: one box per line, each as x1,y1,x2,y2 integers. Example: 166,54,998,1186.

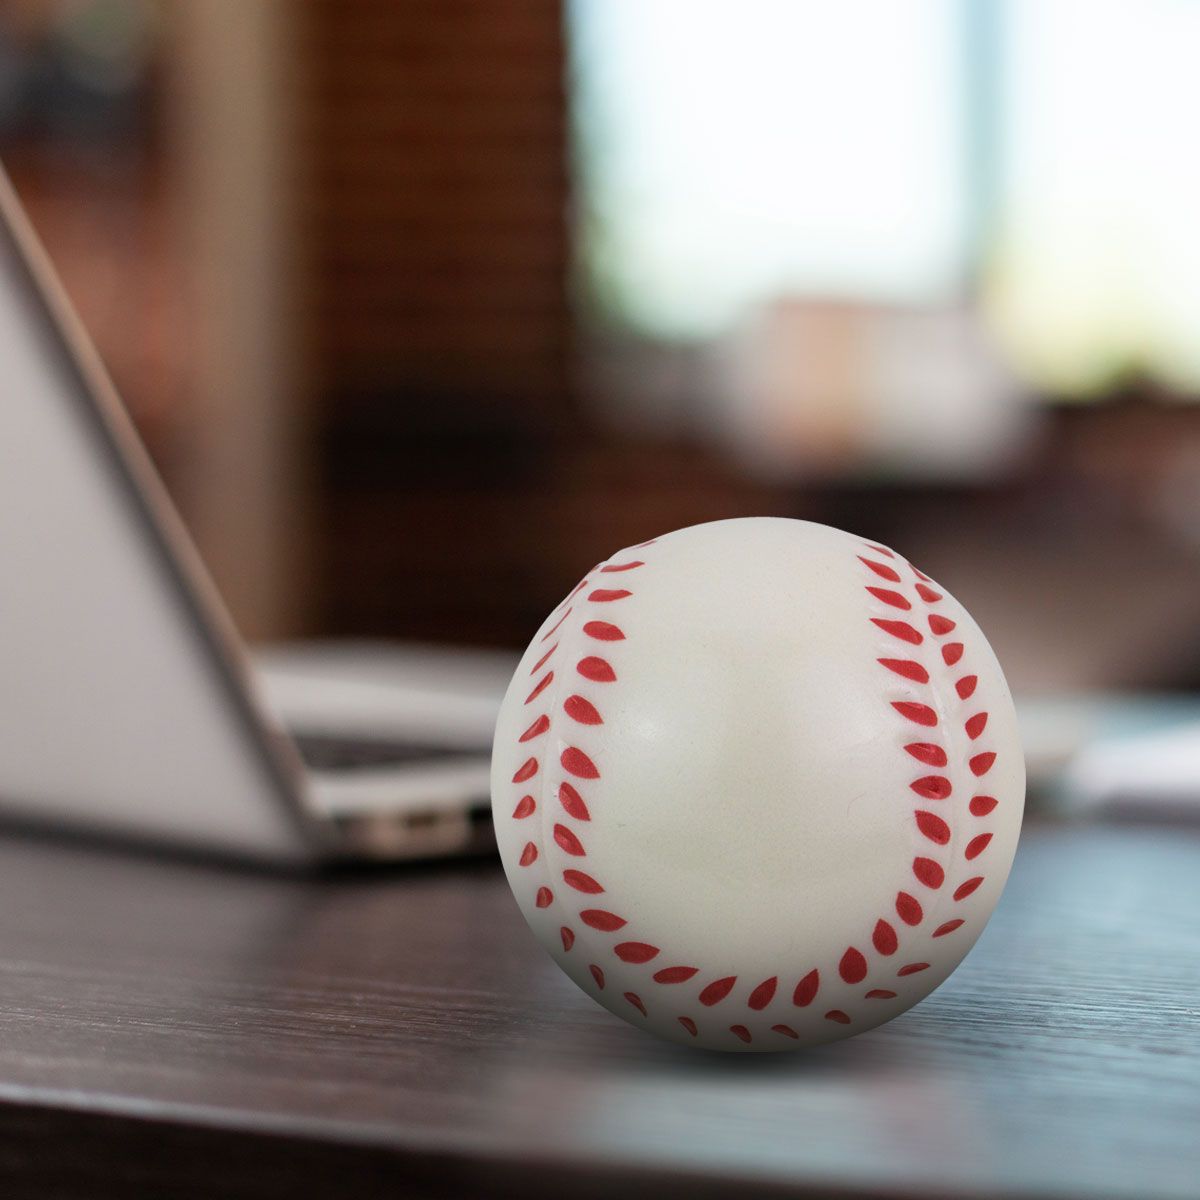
491,517,1025,1051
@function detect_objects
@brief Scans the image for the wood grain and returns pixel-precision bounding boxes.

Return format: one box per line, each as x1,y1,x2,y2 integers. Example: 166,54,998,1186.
0,820,1195,1198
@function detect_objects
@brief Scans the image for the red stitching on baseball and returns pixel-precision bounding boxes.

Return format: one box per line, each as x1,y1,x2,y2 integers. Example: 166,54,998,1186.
577,656,616,682
699,977,738,1006
748,978,778,1010
839,947,868,984
825,1010,851,1024
867,587,912,610
954,877,984,901
915,811,951,844
536,887,554,908
915,584,943,602
928,614,956,635
943,643,965,666
601,561,644,572
858,556,903,582
615,942,660,963
905,742,948,766
542,607,573,641
564,695,603,725
933,919,964,937
512,757,539,783
879,658,930,683
581,910,627,931
895,892,923,925
519,842,538,867
893,701,938,726
558,783,591,821
956,674,978,698
625,992,647,1016
553,824,586,856
531,644,557,674
910,775,952,799
519,714,550,742
866,989,897,999
970,795,998,816
897,962,930,976
654,966,699,984
588,588,631,602
872,920,899,955
525,672,554,704
913,857,945,888
872,618,923,644
970,751,996,776
583,620,625,641
866,544,895,558
966,833,993,860
512,796,536,819
772,1024,800,1038
561,747,600,778
590,964,605,988
679,1017,698,1036
563,869,604,893
561,927,575,951
965,712,988,739
730,1025,752,1043
793,970,820,1007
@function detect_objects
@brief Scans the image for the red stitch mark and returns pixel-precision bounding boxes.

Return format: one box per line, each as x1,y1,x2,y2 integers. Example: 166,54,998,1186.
654,966,699,984
893,701,938,726
512,758,539,783
896,892,923,925
542,608,572,641
933,919,964,937
601,560,644,572
910,564,933,582
970,795,998,816
563,869,603,894
793,970,820,1007
956,674,978,698
512,796,536,819
519,842,537,867
577,656,616,682
553,824,586,856
536,887,553,908
866,989,897,1000
839,947,868,984
942,643,965,666
583,620,625,641
525,672,554,704
625,992,647,1016
564,695,603,725
531,644,557,674
561,927,575,951
965,712,988,739
588,589,631,603
679,1017,698,1036
873,920,899,955
913,857,945,888
966,833,993,860
872,618,923,644
970,751,996,776
906,742,948,766
590,964,605,988
519,714,550,742
897,962,930,976
558,782,591,821
867,587,912,610
636,538,659,547
916,584,943,602
581,910,626,931
866,543,895,558
825,1010,851,1024
730,1025,752,1044
748,978,778,1010
699,977,738,1006
916,811,951,844
561,747,600,779
954,877,984,901
615,942,660,964
911,775,952,799
772,1025,800,1039
879,658,930,683
859,556,902,582
928,614,957,635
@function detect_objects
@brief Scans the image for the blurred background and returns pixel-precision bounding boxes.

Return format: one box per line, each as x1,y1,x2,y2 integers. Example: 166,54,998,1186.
8,0,1200,699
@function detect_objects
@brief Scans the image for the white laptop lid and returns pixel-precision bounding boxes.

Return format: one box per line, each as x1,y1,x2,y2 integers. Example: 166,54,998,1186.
0,166,323,864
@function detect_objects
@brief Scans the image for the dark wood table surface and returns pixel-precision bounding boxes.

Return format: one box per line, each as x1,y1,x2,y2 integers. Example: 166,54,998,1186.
0,818,1196,1200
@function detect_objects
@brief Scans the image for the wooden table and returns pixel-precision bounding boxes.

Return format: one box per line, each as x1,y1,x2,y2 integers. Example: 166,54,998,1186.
0,819,1196,1199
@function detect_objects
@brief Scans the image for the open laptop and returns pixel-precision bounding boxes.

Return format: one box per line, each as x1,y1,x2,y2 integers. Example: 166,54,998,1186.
0,164,510,867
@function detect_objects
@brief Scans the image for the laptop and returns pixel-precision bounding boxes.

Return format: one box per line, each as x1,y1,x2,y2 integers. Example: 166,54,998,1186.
0,164,510,867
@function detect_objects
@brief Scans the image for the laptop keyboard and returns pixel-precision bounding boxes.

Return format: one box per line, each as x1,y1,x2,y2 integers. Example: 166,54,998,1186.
292,732,483,771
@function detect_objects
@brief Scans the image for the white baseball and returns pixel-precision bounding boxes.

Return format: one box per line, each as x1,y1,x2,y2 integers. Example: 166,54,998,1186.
491,518,1025,1051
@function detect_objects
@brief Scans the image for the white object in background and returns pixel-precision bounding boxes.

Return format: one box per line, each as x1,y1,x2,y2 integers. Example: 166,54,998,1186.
491,518,1025,1051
